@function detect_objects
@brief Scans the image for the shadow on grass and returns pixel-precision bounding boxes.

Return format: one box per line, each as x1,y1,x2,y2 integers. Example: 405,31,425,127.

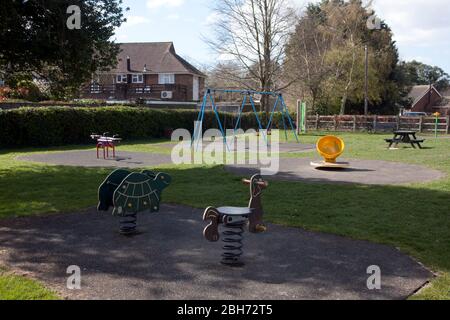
0,165,109,218
417,147,434,150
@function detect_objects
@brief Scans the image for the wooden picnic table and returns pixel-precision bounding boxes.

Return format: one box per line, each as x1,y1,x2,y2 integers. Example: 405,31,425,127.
385,131,424,149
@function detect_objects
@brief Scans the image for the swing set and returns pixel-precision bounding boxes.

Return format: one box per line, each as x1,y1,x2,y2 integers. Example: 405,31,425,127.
192,88,299,148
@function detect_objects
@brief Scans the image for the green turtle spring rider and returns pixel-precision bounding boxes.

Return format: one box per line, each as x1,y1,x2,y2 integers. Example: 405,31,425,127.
98,169,172,235
203,174,268,267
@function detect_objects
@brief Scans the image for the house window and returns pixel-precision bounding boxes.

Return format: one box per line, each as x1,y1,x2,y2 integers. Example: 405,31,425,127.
135,87,143,94
116,74,127,83
144,86,151,93
158,73,175,84
132,74,144,84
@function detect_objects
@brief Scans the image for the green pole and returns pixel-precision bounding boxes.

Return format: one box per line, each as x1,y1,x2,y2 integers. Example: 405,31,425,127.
434,113,440,139
301,102,307,133
435,116,438,139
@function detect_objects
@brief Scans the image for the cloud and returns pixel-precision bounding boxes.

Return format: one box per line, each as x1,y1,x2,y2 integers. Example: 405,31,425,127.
147,0,185,9
124,15,151,26
167,14,180,20
372,0,450,47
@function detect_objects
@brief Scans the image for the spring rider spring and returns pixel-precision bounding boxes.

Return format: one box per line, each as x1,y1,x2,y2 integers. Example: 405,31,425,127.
310,135,350,169
98,169,171,235
203,174,268,267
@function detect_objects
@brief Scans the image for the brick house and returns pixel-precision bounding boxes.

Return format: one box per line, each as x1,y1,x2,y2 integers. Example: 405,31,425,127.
407,85,445,114
81,42,206,102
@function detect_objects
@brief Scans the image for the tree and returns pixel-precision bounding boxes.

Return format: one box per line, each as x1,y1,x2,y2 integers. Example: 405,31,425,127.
0,0,127,99
398,61,450,91
204,62,253,102
205,0,295,112
284,0,401,115
323,0,369,114
284,3,334,111
206,62,253,90
323,43,383,114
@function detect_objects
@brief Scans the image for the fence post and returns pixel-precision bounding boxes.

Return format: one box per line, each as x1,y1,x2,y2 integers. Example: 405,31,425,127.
419,116,424,133
353,115,357,132
334,115,338,131
373,115,378,133
446,116,450,134
315,114,320,131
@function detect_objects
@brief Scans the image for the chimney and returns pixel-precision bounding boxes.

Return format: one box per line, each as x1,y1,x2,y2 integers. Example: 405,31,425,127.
126,56,131,72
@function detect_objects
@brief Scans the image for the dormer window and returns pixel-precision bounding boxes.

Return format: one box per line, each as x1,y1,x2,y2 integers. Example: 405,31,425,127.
116,74,127,83
132,74,144,84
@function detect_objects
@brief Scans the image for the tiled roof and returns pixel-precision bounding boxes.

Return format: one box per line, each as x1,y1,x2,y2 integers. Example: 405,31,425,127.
110,42,205,76
407,85,442,106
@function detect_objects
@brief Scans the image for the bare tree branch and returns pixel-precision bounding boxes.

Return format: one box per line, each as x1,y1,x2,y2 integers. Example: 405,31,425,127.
204,0,294,111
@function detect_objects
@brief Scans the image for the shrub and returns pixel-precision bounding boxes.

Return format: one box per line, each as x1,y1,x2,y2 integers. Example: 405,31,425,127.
0,87,12,102
0,107,292,148
0,81,45,102
14,81,45,102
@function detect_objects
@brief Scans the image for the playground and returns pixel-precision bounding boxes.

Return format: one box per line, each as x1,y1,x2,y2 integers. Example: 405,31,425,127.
0,131,449,300
3,0,450,304
0,204,431,300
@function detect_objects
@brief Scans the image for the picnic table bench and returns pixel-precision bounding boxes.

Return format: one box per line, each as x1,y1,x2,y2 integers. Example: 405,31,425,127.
385,131,424,149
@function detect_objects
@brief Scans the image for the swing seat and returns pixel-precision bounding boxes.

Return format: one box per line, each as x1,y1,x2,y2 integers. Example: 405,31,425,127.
216,207,253,216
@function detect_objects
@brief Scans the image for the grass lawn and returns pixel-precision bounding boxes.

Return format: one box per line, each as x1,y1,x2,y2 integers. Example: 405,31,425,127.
0,268,57,300
0,132,449,299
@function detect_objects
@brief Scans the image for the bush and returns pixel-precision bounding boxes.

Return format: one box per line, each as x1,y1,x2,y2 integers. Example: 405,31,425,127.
0,107,292,148
0,87,12,102
0,81,46,102
14,81,45,102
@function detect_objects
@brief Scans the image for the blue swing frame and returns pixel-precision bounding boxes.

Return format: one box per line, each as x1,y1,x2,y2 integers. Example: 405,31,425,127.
192,88,299,149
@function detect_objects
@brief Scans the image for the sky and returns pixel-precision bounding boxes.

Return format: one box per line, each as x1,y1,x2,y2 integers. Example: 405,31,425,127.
114,0,450,74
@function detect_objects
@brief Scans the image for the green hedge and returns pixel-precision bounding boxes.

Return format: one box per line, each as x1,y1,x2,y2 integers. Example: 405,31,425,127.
0,107,293,147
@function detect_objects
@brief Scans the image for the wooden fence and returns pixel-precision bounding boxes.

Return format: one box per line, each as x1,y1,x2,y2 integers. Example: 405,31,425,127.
303,115,450,134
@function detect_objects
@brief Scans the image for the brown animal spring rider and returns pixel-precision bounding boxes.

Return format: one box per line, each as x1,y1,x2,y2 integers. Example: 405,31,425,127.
203,174,268,267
